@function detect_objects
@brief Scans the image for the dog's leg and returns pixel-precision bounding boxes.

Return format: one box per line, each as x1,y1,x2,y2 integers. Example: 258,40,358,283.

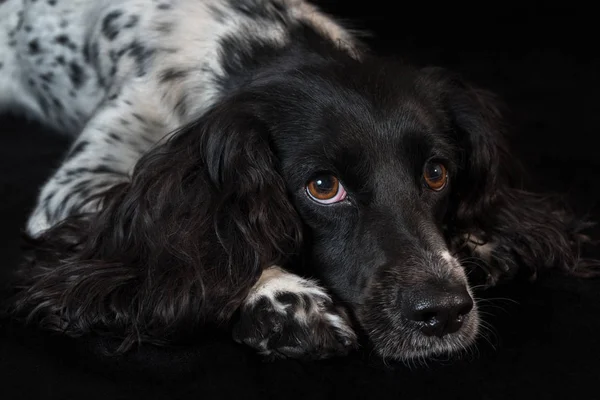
25,100,168,236
233,266,358,360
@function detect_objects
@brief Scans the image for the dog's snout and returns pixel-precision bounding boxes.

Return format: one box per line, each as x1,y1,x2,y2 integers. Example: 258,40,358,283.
402,286,473,337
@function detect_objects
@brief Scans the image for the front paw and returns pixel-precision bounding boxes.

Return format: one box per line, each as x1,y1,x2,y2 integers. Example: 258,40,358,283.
476,244,519,288
463,237,519,288
232,267,357,360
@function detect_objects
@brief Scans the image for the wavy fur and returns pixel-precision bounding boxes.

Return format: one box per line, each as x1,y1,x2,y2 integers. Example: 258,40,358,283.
1,0,596,361
9,97,303,352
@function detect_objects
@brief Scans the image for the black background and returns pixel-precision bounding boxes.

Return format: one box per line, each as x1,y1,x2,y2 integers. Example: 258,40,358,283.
1,2,599,399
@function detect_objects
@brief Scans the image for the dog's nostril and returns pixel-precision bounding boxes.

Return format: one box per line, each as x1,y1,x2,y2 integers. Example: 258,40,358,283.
420,311,438,323
402,286,473,338
456,300,474,318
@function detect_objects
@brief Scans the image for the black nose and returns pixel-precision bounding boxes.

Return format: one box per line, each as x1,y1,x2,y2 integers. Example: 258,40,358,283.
402,286,474,337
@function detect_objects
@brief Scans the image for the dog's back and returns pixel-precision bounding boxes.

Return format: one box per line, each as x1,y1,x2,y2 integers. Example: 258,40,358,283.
0,0,357,135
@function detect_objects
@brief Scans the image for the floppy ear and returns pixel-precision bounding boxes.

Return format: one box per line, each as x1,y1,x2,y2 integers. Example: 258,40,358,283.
420,67,597,286
7,95,303,352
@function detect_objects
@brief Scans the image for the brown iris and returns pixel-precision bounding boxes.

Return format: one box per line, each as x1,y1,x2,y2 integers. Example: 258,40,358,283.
423,162,448,191
306,174,340,201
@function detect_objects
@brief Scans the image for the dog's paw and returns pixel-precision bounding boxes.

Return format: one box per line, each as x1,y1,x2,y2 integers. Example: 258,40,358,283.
463,236,519,288
232,266,357,360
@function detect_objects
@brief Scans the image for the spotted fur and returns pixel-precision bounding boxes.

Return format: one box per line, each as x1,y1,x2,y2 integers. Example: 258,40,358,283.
1,0,358,234
2,0,594,362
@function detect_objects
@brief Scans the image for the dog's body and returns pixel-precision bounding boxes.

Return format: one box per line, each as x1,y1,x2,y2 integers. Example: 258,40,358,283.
0,0,356,234
0,0,593,362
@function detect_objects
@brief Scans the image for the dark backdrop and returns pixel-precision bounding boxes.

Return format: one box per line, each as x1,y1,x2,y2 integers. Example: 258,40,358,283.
1,2,599,399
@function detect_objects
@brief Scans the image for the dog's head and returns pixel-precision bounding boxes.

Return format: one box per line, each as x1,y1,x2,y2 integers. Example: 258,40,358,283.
228,60,490,360
184,49,588,361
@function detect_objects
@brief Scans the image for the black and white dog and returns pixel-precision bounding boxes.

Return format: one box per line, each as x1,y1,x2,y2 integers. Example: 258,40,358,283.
0,0,594,362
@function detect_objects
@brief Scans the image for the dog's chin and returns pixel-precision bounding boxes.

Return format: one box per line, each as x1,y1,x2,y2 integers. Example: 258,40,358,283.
362,307,480,363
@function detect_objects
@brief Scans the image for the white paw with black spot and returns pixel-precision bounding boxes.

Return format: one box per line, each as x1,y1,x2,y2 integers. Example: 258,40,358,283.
232,268,357,360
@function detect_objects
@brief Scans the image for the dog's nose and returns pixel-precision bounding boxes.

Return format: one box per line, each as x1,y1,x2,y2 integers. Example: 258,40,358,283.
402,286,473,337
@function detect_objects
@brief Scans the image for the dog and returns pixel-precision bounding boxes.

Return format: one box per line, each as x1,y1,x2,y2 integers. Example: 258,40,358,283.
0,0,595,362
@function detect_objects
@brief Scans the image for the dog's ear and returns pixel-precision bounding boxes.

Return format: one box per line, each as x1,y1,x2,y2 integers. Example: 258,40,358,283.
418,67,510,222
8,95,303,352
420,66,597,285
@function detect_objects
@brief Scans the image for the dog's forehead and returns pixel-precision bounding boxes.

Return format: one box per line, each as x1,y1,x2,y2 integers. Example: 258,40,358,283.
272,66,448,178
275,103,445,194
288,94,439,157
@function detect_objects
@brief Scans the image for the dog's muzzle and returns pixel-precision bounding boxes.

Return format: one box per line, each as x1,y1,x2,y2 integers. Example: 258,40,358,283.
356,251,480,361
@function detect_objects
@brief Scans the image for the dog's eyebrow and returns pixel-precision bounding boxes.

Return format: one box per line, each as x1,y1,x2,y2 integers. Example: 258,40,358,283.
395,129,456,165
377,98,438,134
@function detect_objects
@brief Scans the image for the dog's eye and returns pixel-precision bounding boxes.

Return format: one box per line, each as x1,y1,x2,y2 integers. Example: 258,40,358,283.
306,174,347,204
423,161,448,191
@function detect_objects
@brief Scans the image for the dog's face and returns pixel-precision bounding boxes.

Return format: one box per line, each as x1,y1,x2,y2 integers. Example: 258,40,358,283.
12,25,585,361
233,59,498,360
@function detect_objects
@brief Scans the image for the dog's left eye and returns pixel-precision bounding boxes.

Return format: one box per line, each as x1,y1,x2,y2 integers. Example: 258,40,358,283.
306,174,347,204
423,161,448,191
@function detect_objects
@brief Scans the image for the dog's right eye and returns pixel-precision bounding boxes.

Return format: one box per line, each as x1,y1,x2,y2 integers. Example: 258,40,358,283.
423,161,448,191
306,174,347,204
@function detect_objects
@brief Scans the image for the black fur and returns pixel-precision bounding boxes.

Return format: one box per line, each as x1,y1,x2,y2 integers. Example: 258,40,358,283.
9,96,303,352
420,67,596,283
5,18,597,361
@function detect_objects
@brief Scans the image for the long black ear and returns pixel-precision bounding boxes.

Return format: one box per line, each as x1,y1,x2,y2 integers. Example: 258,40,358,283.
6,95,303,352
420,67,597,286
